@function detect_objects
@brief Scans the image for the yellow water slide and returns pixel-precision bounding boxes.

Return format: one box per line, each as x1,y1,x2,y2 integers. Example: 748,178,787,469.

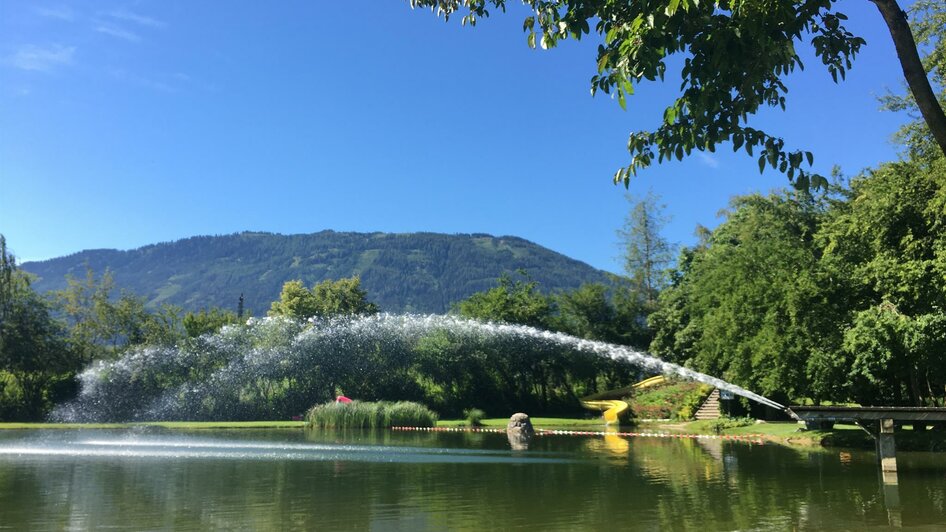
580,375,666,424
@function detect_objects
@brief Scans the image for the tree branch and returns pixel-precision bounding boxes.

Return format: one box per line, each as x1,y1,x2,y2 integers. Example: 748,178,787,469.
872,0,946,157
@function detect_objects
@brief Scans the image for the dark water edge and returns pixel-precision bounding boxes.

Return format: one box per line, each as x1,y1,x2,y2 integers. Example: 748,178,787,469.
0,428,944,531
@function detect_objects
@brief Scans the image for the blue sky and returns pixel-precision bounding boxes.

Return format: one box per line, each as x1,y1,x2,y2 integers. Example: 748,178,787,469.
0,1,914,274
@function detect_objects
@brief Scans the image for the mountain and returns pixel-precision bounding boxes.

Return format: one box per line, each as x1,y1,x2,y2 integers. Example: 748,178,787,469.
21,231,613,314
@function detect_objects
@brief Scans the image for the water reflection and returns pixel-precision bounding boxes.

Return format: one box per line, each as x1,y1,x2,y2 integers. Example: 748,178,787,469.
0,429,943,530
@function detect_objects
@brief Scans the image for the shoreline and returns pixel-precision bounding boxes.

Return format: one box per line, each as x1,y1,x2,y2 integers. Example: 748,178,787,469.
2,419,943,451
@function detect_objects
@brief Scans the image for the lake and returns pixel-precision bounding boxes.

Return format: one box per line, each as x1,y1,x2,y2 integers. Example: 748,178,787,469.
0,428,944,530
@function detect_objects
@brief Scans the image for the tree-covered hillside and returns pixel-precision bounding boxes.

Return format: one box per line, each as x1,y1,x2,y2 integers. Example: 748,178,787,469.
21,231,611,314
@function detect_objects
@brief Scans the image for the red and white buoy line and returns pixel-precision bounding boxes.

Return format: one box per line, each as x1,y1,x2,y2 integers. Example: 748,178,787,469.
390,426,765,444
392,426,506,434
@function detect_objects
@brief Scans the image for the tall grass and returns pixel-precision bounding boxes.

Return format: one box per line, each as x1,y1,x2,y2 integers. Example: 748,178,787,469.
306,401,438,429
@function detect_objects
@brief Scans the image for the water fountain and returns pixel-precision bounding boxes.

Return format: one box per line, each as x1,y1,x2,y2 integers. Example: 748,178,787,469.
51,313,785,423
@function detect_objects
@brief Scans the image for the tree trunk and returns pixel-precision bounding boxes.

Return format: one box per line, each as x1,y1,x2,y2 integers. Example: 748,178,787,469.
872,0,946,157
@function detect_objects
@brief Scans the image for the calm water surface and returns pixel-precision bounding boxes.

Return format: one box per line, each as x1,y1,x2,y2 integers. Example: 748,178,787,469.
0,428,944,530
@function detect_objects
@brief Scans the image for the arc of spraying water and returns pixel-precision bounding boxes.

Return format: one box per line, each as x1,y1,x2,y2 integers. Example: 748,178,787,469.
52,313,787,422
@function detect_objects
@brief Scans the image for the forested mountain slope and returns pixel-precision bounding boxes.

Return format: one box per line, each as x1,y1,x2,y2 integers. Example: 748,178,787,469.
22,231,611,314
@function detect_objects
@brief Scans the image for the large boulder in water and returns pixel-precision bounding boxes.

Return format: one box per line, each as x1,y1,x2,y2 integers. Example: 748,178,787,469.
506,413,535,449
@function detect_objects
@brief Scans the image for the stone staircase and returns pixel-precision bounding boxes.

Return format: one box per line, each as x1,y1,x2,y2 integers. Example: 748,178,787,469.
694,388,722,420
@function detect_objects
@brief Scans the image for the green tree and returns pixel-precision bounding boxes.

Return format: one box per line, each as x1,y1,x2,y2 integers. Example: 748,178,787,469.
269,277,379,320
455,271,553,328
618,192,673,306
648,146,946,406
143,304,186,346
52,268,183,360
554,279,650,347
410,0,946,188
648,191,834,402
52,267,116,360
0,236,77,420
183,307,241,337
815,154,946,405
841,303,946,406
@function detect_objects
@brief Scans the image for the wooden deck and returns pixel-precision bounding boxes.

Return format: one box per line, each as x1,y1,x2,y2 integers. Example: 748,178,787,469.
787,405,946,424
788,405,946,485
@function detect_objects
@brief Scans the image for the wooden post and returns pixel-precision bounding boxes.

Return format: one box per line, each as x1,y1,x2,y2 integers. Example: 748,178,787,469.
878,419,902,528
883,481,902,528
878,418,898,484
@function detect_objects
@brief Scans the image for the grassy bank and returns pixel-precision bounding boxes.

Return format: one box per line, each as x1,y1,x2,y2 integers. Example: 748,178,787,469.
0,421,307,430
436,417,945,451
666,421,946,451
678,421,869,447
5,418,941,452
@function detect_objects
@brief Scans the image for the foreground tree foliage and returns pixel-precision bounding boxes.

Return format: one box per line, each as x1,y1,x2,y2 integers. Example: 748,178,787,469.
410,0,946,188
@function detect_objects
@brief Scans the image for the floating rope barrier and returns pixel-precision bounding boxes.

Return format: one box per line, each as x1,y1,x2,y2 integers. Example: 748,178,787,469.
390,426,765,444
391,426,506,434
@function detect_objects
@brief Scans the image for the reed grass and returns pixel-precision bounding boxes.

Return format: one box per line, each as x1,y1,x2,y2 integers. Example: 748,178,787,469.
306,401,438,429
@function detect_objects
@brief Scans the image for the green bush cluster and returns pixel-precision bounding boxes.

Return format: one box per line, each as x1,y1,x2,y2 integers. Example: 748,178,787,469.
463,408,486,427
306,400,438,429
676,385,715,420
626,381,713,420
709,417,756,434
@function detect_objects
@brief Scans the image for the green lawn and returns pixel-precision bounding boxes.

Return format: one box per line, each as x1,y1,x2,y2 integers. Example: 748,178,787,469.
0,421,307,430
718,422,861,437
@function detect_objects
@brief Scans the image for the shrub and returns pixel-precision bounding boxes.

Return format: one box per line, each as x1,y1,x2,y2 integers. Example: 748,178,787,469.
700,416,755,434
306,400,438,429
463,408,486,427
676,385,715,420
626,381,714,420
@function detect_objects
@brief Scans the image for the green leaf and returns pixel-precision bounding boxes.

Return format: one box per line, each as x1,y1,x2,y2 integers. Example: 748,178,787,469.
789,152,801,168
794,174,809,191
811,174,829,190
758,155,766,174
664,105,677,123
597,53,609,73
527,32,536,49
666,0,681,16
767,148,778,168
613,167,625,183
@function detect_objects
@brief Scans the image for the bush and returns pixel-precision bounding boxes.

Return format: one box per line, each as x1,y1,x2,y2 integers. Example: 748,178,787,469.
700,416,755,434
463,408,486,426
626,381,714,420
306,400,438,429
676,385,715,420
